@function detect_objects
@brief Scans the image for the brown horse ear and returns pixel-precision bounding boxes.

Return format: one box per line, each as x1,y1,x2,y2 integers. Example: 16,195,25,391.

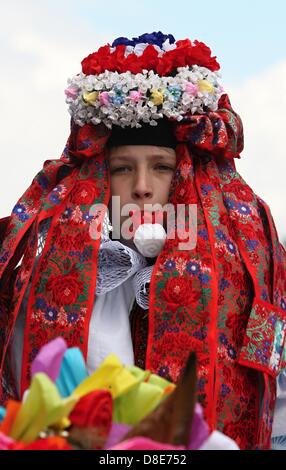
123,352,197,447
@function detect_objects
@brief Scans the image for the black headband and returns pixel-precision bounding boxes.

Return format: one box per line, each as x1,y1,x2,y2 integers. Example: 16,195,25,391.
107,117,177,149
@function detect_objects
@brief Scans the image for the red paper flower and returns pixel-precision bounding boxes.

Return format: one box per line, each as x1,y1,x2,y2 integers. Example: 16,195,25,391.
187,40,220,71
81,45,112,75
69,390,113,437
80,39,220,77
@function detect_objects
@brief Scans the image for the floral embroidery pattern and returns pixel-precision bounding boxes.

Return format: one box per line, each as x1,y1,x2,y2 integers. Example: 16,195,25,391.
0,93,285,451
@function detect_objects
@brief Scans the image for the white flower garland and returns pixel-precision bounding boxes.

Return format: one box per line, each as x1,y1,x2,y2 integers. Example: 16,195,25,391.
65,65,224,129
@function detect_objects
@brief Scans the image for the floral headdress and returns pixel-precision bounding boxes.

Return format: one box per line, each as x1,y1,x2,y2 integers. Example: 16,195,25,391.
65,32,224,128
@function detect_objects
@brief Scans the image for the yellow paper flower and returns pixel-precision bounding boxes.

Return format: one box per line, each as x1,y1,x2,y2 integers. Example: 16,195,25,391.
198,80,215,94
10,374,77,444
83,90,99,104
72,354,139,400
150,89,164,106
113,366,175,425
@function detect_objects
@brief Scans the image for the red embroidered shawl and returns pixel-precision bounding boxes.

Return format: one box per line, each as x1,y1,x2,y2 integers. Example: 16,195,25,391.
0,94,285,449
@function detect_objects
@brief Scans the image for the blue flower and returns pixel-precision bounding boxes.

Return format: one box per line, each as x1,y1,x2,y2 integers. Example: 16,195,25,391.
13,204,30,221
216,229,226,241
198,273,210,285
80,246,92,262
49,193,60,204
165,260,175,270
137,32,176,47
44,306,58,322
227,344,237,360
201,184,213,196
186,261,200,275
261,354,268,365
237,203,251,216
262,290,268,301
16,278,23,291
168,327,180,334
224,198,236,210
175,169,181,179
158,366,170,379
0,251,9,263
83,212,93,222
198,377,206,391
226,239,236,255
246,239,259,251
281,298,286,311
13,203,26,215
219,333,228,346
221,383,231,397
198,229,208,241
112,32,176,49
29,348,39,362
69,250,81,257
111,95,125,106
219,278,230,291
194,329,207,341
62,208,73,220
79,139,91,151
52,186,61,194
111,36,135,47
167,85,182,102
37,174,49,189
67,313,79,324
18,213,30,222
269,315,277,327
36,298,47,309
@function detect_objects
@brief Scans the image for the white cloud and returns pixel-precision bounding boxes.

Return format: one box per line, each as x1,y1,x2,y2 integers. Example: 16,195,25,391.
0,1,110,219
226,61,286,242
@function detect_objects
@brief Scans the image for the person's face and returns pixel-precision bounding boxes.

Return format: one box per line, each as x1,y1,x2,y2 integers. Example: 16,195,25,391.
107,145,176,240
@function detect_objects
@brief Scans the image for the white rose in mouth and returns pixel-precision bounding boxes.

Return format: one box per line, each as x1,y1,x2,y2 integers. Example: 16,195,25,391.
134,223,167,258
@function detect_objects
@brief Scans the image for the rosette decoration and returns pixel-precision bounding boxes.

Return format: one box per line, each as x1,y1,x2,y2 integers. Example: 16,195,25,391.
124,209,167,258
65,32,224,128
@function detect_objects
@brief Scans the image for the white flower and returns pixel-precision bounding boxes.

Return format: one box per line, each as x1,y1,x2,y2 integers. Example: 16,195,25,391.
162,38,177,52
65,65,223,128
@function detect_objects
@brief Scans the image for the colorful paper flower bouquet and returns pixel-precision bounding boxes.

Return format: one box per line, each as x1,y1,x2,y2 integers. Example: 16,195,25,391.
0,337,238,450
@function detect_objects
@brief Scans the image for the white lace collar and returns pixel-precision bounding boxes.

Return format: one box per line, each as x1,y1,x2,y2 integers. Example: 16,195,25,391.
96,239,154,310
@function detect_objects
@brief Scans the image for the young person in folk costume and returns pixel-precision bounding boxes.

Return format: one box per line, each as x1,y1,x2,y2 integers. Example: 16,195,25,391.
0,32,285,450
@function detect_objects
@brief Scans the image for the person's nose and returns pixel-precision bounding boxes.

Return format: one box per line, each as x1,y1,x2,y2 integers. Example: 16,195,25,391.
131,169,153,200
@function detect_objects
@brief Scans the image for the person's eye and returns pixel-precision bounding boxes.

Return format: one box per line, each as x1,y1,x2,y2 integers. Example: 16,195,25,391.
155,165,175,172
110,166,132,174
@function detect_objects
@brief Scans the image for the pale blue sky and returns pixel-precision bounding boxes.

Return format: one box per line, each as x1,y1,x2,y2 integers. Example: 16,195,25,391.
69,0,286,85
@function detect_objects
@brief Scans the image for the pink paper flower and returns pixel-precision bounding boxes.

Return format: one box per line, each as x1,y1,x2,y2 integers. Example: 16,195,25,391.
99,92,110,106
110,436,185,451
64,85,80,99
0,432,15,450
184,82,199,96
129,90,142,102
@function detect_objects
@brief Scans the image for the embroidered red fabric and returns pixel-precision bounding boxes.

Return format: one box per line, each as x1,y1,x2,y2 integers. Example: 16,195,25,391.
0,94,286,450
